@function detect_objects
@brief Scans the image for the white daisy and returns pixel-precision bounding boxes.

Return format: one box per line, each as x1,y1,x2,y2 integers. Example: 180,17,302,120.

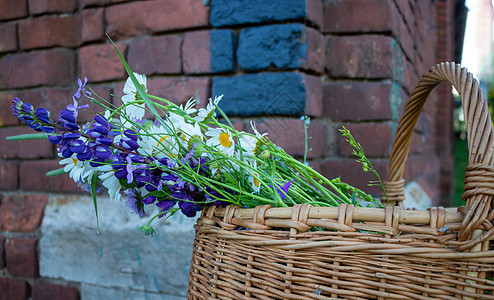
138,123,180,160
238,133,258,157
121,73,147,122
247,161,261,194
59,154,96,183
205,127,235,157
97,165,122,202
182,97,197,115
168,98,197,125
178,121,204,150
195,95,223,122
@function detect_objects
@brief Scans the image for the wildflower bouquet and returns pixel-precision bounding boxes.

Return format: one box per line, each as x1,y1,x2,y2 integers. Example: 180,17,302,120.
9,45,382,234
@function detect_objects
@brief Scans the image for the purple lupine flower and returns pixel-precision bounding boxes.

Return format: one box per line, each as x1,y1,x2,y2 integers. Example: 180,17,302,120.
272,181,294,200
73,77,88,99
63,132,81,140
124,129,138,140
48,135,62,144
11,98,23,117
124,155,146,184
156,200,175,217
178,200,196,217
120,138,139,150
21,102,34,115
142,195,156,205
69,139,87,154
59,109,76,123
144,176,160,192
125,189,145,217
94,114,112,128
67,97,89,118
94,144,112,159
93,123,109,135
34,108,50,123
134,169,150,188
77,150,93,161
95,137,113,146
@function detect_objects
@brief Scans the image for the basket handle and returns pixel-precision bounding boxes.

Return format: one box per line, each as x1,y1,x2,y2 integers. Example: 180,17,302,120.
383,62,494,241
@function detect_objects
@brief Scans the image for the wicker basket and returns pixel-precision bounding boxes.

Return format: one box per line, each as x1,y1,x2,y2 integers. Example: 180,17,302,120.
187,62,494,299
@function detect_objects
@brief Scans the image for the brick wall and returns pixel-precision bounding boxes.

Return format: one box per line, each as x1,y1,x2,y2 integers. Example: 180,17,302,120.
0,0,458,298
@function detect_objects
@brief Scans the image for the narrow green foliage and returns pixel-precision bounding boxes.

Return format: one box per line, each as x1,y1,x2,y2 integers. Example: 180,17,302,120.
339,126,389,205
6,133,51,141
90,172,100,233
46,168,67,177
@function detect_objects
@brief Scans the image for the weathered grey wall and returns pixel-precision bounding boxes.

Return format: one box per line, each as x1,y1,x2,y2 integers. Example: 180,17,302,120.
41,195,197,299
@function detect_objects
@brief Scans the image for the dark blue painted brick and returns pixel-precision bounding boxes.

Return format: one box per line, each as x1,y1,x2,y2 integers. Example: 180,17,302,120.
237,24,306,71
214,73,306,116
211,30,235,73
210,0,306,27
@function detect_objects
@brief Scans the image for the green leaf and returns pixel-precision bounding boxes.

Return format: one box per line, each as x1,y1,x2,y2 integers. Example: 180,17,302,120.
90,172,100,233
6,133,51,141
107,36,162,122
46,168,67,177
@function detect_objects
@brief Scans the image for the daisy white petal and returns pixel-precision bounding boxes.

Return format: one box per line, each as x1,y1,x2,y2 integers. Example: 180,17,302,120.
205,127,235,157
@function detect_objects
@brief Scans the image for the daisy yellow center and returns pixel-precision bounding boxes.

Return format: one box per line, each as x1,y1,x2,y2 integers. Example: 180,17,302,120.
157,135,168,147
219,132,232,148
72,158,78,166
254,176,260,188
134,84,146,101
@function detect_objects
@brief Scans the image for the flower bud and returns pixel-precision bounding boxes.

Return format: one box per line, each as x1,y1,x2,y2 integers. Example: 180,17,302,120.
213,170,222,180
260,150,270,159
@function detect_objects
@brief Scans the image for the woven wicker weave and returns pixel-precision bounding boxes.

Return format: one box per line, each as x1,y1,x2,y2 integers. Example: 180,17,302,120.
187,62,494,299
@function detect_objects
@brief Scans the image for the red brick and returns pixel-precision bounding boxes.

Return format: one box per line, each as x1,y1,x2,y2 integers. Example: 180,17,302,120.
0,161,18,190
320,159,389,196
0,23,17,53
128,35,182,75
0,49,75,88
79,43,127,82
0,278,29,300
19,15,81,49
183,31,211,74
5,237,38,277
338,123,393,158
0,235,5,268
83,0,110,7
28,0,78,14
404,59,419,94
106,0,209,39
307,0,323,29
409,131,426,155
0,0,28,21
323,82,392,121
397,18,414,63
146,77,210,107
394,0,415,32
255,118,327,158
0,127,53,159
323,0,398,34
304,27,324,74
0,194,48,232
0,91,20,126
33,280,80,300
82,8,105,43
326,35,396,79
302,74,323,117
19,160,81,193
